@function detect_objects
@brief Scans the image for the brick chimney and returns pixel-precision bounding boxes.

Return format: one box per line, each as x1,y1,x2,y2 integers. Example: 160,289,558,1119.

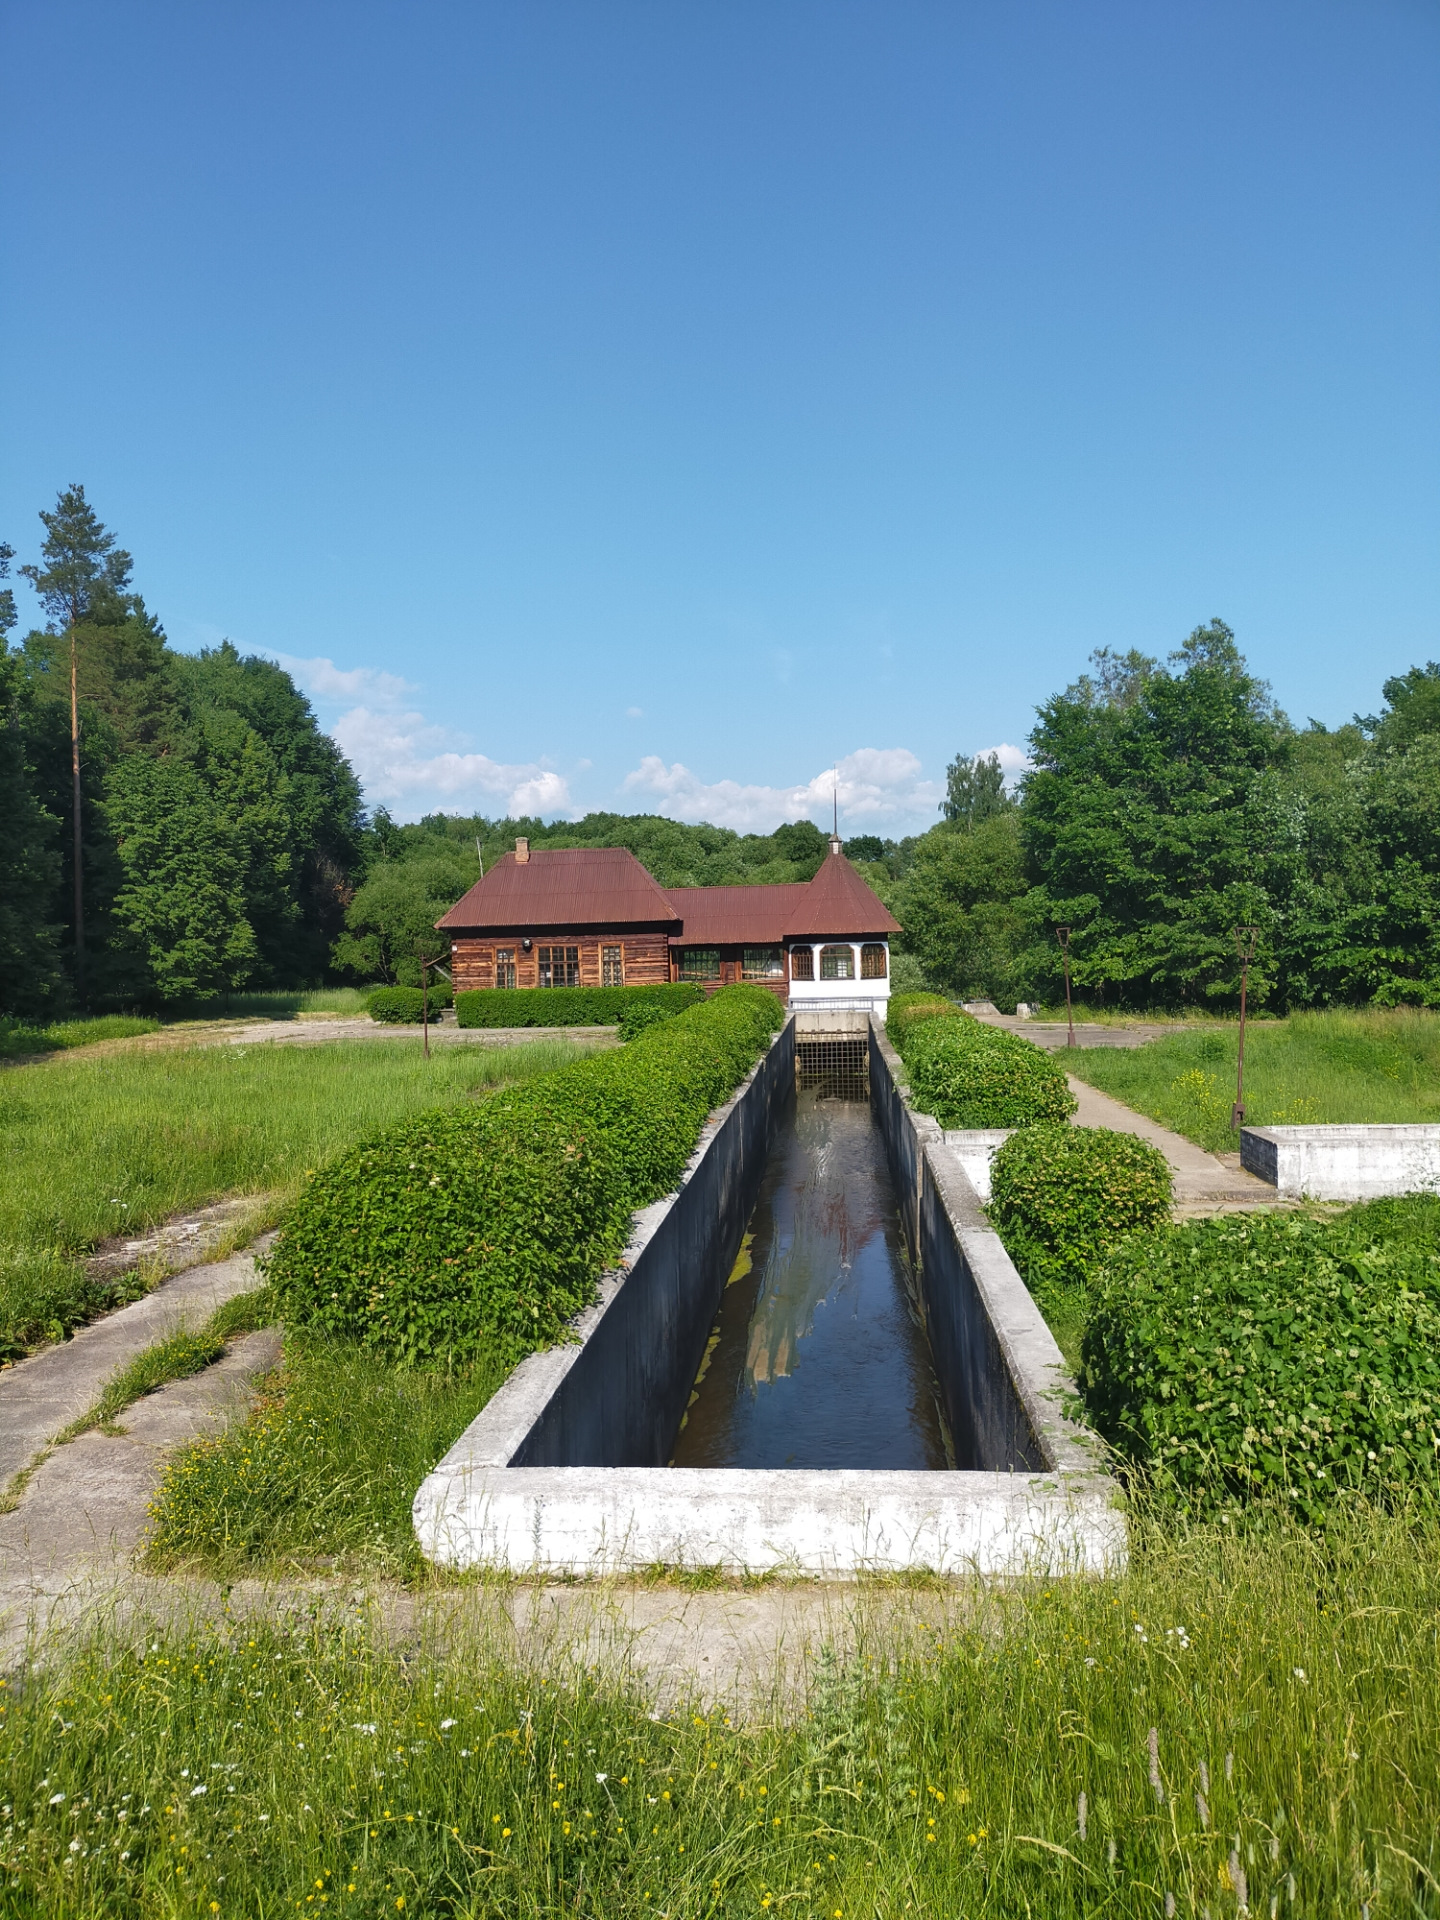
514,837,530,864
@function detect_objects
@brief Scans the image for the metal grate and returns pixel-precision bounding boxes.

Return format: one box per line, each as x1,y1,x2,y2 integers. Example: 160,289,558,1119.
796,1037,869,1099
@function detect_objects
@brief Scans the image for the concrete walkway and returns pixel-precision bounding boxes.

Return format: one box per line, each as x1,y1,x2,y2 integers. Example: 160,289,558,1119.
1066,1075,1277,1215
0,1239,272,1494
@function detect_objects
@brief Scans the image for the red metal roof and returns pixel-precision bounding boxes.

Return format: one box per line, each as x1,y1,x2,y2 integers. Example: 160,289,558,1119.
661,883,809,946
782,847,902,939
437,846,680,931
436,841,900,941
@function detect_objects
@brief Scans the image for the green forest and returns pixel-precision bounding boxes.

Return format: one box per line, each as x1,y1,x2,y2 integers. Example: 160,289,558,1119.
860,624,1440,1013
3,489,1437,1018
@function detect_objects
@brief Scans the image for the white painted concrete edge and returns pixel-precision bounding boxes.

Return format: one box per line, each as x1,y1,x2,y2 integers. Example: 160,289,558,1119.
415,1466,1125,1577
1241,1123,1440,1200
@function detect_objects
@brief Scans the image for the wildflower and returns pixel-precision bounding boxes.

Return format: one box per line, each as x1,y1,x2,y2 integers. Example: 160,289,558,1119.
190,1786,207,1797
49,1793,65,1806
1292,1668,1307,1683
595,1772,607,1784
440,1719,457,1730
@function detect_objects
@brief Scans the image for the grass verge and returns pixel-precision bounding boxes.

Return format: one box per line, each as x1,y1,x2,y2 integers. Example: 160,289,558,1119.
4,1501,1438,1914
0,1034,586,1358
0,1013,162,1058
144,1329,507,1578
1066,1006,1440,1150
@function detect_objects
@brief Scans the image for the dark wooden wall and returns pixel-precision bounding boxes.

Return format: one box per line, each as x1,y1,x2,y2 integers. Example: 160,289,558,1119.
450,929,671,992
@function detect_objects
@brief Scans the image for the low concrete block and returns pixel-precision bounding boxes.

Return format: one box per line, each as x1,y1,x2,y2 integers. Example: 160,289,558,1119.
1241,1124,1440,1200
940,1129,1013,1202
414,1465,1124,1578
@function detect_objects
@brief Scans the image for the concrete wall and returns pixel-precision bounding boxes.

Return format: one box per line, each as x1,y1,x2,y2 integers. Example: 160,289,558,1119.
870,1025,1101,1483
441,1018,795,1475
1241,1123,1440,1200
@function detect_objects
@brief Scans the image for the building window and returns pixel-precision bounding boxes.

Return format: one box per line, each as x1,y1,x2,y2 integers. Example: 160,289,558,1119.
820,944,855,980
538,944,579,987
495,947,517,990
743,946,783,980
601,945,623,987
860,943,888,980
789,946,814,981
678,947,721,981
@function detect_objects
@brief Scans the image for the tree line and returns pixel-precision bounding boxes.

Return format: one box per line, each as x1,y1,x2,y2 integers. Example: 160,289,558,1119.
4,495,1432,1021
0,488,365,1017
862,621,1440,1012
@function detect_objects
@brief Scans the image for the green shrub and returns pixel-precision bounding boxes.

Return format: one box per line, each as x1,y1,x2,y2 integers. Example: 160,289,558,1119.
903,1018,1076,1128
617,998,683,1042
366,985,454,1024
455,983,702,1028
1082,1210,1440,1519
989,1124,1172,1292
268,986,784,1365
885,992,963,1056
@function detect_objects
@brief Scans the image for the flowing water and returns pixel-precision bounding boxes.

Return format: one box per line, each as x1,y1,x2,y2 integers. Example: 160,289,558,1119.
671,1090,952,1469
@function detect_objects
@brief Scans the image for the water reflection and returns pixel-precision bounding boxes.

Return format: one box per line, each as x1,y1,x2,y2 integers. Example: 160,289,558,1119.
671,1091,951,1470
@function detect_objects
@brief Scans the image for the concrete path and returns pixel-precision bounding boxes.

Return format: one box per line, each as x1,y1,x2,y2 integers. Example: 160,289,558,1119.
1066,1076,1277,1215
966,1007,1169,1051
0,1239,272,1495
219,1018,619,1051
0,1327,282,1654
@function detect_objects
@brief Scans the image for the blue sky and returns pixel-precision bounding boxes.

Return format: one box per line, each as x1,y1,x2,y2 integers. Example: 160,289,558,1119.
3,1,1436,832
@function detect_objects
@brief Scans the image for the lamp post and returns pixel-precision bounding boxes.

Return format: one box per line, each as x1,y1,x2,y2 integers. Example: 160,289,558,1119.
1055,925,1075,1048
417,942,433,1060
1231,925,1260,1132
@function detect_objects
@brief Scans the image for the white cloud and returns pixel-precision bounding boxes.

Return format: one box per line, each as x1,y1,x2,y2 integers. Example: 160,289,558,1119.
273,652,417,711
625,706,644,719
622,747,944,834
274,652,571,820
973,742,1032,786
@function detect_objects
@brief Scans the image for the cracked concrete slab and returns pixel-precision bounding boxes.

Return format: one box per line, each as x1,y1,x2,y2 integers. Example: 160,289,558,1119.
0,1238,273,1492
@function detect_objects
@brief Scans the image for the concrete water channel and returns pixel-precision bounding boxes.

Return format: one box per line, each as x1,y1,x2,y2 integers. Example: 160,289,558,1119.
415,1013,1124,1577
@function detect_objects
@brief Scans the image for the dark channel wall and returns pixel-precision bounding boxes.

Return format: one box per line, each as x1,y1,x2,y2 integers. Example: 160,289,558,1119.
869,1023,1048,1472
508,1019,796,1467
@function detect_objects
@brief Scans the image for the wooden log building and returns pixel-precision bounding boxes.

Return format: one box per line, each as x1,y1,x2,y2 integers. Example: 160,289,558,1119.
436,834,901,1014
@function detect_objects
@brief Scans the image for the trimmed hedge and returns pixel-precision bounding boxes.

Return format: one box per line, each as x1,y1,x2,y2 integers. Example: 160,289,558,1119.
455,983,703,1029
885,992,964,1056
1082,1208,1440,1519
367,986,453,1024
989,1124,1172,1293
902,1016,1076,1129
267,985,783,1365
617,999,685,1042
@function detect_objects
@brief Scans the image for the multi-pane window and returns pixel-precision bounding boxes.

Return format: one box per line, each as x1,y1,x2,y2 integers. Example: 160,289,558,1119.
742,946,783,980
601,945,623,987
678,947,721,981
538,944,579,987
860,943,888,980
495,947,517,990
789,946,815,981
819,944,855,980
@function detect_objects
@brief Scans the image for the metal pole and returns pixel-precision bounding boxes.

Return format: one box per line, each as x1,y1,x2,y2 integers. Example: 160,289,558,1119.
420,947,430,1060
70,624,84,1006
1231,925,1259,1132
1056,926,1074,1047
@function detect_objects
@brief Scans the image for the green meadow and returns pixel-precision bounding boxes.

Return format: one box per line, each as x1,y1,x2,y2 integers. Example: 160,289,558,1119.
0,1034,589,1356
1065,1007,1440,1151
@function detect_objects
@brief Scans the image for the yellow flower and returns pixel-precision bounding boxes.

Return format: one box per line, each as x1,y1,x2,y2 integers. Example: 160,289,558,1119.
502,1828,512,1838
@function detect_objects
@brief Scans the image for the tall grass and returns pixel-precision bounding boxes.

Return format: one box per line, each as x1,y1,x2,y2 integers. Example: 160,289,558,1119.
146,1330,507,1577
0,1036,588,1356
0,1013,161,1059
1068,1007,1440,1150
3,1501,1436,1914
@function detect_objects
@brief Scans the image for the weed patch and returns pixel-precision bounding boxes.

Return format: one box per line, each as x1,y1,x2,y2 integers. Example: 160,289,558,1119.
5,1502,1439,1914
145,1330,504,1576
